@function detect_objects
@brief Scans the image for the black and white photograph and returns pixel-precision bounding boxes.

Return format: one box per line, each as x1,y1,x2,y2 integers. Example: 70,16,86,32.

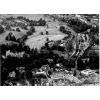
0,14,99,86
0,0,100,100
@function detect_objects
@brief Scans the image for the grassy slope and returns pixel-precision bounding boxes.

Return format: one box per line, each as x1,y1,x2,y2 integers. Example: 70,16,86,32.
24,14,69,49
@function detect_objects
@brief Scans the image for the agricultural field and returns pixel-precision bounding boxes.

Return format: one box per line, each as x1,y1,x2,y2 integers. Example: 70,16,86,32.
0,14,99,86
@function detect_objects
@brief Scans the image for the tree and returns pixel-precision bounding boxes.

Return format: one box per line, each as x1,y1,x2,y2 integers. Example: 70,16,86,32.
34,48,38,55
11,35,16,41
46,37,49,42
45,42,49,48
5,25,11,30
27,26,35,36
16,28,20,32
27,31,32,36
30,26,35,33
46,31,49,35
60,26,65,32
38,18,46,26
6,32,17,42
0,25,4,34
40,32,43,35
21,24,27,30
6,32,12,41
20,35,28,42
5,36,8,40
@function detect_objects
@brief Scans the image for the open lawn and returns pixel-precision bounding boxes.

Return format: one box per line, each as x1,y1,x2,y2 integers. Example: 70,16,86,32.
25,34,67,49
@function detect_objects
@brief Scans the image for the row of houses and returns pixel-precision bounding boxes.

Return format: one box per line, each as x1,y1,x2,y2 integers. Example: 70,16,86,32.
6,50,25,58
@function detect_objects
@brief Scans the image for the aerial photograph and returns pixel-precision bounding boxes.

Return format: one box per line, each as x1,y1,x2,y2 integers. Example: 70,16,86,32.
0,14,99,86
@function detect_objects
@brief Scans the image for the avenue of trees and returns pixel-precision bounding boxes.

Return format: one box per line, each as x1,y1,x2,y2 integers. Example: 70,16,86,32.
17,16,46,26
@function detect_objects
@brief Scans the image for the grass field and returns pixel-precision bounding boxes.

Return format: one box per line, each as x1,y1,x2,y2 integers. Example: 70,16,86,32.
25,34,67,49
